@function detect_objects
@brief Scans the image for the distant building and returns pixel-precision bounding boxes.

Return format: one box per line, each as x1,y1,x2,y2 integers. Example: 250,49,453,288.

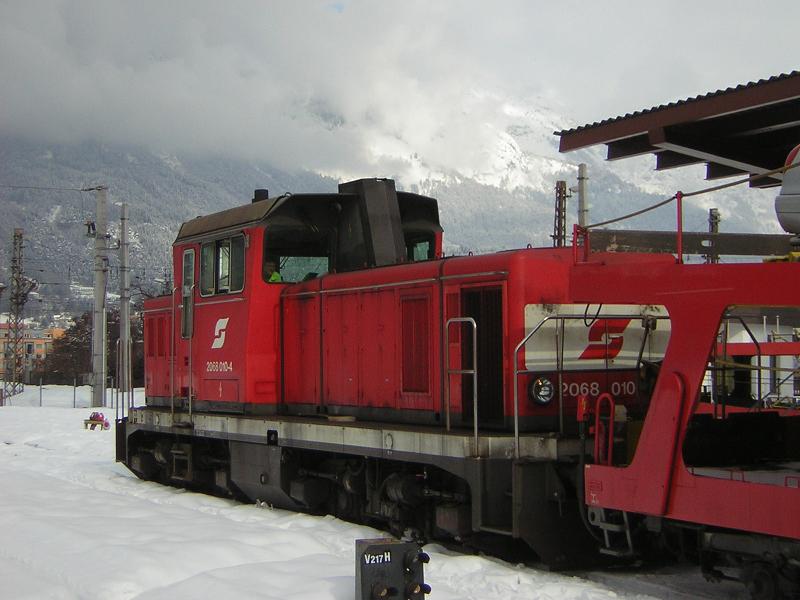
0,323,65,383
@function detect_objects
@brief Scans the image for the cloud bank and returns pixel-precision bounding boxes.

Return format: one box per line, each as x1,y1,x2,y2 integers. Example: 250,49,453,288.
1,0,797,183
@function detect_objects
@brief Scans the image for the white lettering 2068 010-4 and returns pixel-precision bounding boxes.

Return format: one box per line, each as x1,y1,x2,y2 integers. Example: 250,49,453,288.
206,361,233,373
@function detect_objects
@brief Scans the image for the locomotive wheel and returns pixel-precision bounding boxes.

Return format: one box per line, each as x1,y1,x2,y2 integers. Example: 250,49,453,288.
743,562,781,600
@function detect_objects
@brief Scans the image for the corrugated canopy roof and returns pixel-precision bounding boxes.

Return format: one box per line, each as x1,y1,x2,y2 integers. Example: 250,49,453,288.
556,71,800,188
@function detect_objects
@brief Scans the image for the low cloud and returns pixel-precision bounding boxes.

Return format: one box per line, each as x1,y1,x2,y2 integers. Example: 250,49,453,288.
0,0,796,183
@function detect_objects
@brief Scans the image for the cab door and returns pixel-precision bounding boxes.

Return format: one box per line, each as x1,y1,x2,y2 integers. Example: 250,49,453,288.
461,285,504,426
180,248,195,398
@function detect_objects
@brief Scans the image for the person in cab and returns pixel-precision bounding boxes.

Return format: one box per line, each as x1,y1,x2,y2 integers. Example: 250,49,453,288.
263,257,282,283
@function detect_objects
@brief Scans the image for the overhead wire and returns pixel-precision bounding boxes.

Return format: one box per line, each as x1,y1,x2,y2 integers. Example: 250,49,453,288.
0,183,104,234
0,184,103,193
587,195,677,229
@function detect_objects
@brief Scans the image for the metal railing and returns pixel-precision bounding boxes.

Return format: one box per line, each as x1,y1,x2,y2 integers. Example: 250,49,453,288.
444,317,479,456
710,315,763,417
114,338,134,422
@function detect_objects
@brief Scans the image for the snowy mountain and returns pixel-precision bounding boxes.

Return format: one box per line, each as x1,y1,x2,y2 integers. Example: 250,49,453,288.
0,138,338,311
304,91,781,246
0,96,783,313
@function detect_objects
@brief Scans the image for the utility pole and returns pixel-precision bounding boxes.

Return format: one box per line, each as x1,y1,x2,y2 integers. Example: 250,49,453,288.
552,181,569,247
577,163,589,227
119,203,131,408
706,208,721,264
91,186,109,408
162,267,172,296
4,229,36,398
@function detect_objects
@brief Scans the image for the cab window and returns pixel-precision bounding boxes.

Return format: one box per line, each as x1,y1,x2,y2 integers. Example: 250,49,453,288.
200,235,245,295
406,236,433,261
263,254,328,284
181,249,195,338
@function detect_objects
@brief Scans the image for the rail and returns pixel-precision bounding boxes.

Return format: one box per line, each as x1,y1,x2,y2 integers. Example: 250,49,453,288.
765,362,800,406
444,317,479,456
735,317,763,405
512,312,669,459
711,314,763,417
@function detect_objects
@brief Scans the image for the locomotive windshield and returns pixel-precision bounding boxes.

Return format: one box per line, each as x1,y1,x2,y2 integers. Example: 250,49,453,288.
262,190,441,282
263,196,335,283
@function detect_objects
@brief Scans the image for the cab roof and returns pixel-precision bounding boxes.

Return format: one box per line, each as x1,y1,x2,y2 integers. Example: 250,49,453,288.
174,190,441,244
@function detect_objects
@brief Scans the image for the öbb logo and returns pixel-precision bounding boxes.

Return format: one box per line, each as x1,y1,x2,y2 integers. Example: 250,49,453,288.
211,318,230,349
578,319,631,360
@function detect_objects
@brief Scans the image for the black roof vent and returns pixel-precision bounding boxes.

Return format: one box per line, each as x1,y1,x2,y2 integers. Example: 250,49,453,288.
337,178,406,268
253,189,269,203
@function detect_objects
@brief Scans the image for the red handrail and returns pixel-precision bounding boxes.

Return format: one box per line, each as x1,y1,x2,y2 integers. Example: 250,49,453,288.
594,392,616,466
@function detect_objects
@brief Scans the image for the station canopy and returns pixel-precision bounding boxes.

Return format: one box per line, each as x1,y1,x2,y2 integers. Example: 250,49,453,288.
556,71,800,189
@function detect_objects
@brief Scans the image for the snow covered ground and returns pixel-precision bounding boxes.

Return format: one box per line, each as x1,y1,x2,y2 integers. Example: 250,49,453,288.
0,386,744,599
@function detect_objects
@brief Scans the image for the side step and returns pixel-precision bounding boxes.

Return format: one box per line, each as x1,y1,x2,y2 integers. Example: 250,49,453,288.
170,444,193,482
588,507,635,557
479,525,513,536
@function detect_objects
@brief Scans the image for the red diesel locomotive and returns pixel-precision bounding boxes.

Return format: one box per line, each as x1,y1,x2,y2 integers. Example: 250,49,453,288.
119,164,800,596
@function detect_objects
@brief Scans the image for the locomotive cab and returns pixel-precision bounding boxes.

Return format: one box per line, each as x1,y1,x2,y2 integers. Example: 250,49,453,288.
143,179,443,415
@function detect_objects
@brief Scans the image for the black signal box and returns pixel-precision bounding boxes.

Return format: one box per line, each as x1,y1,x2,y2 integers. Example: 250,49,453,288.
355,538,431,600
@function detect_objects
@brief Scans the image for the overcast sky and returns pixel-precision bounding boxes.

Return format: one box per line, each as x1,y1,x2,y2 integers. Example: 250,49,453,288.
1,0,797,180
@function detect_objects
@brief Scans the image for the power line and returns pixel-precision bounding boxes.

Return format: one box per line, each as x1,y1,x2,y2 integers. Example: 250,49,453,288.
0,185,101,222
0,184,100,193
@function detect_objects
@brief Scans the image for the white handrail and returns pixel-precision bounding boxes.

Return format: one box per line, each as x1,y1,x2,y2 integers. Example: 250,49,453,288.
445,317,479,456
